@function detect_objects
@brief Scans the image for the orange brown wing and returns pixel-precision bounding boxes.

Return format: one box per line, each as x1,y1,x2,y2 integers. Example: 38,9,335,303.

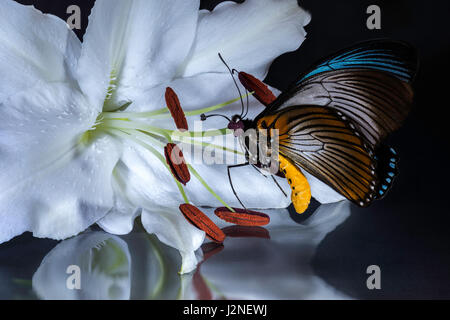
257,105,378,207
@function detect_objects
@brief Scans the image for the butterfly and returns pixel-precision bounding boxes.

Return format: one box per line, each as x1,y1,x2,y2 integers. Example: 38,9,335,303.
203,40,418,213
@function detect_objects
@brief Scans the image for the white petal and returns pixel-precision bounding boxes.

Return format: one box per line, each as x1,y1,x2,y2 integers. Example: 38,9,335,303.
112,145,185,207
0,0,80,103
303,171,346,204
96,206,140,236
181,0,311,78
119,138,291,209
129,72,273,123
141,207,205,274
97,162,141,235
186,162,292,209
0,83,119,242
77,0,200,109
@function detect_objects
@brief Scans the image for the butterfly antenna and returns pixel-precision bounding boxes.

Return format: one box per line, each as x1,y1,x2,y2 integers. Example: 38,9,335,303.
218,53,245,118
243,88,250,119
230,67,251,119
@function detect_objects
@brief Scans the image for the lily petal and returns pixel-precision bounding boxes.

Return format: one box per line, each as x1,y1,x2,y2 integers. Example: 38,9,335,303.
181,0,311,78
97,163,141,235
0,0,81,103
128,73,270,126
119,139,292,208
0,83,119,242
77,0,200,109
141,207,206,274
303,172,346,204
185,161,292,210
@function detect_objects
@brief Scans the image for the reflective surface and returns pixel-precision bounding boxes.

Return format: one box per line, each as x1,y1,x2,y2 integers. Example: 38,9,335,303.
1,202,354,300
2,196,450,300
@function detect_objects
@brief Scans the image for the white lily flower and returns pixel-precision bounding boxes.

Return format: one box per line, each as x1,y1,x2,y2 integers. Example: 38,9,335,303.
0,0,346,274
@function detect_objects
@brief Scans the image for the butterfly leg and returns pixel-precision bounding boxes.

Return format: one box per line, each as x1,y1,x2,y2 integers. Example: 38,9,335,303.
271,175,288,198
251,164,268,178
251,164,287,198
227,163,250,211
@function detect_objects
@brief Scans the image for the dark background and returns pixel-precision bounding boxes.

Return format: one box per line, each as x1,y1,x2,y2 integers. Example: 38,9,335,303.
5,0,450,299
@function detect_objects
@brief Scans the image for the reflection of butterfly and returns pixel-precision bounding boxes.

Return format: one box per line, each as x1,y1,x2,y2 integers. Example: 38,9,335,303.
207,40,418,213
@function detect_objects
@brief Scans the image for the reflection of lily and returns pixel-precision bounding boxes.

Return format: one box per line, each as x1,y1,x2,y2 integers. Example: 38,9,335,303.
32,231,184,300
0,0,312,274
185,202,353,300
33,202,351,300
33,233,132,300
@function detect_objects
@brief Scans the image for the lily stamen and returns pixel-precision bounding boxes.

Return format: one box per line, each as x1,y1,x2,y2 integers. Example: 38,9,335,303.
179,204,226,244
165,87,188,131
100,91,240,212
164,143,191,185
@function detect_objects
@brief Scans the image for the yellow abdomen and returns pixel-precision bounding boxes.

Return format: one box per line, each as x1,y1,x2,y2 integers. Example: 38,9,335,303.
279,155,311,214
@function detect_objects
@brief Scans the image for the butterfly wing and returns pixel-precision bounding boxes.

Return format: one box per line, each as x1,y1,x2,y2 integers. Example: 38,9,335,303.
271,69,414,146
258,105,378,207
257,40,417,147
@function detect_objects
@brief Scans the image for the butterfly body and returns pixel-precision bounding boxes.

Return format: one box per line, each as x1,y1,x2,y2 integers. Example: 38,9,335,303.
279,154,311,214
221,39,418,212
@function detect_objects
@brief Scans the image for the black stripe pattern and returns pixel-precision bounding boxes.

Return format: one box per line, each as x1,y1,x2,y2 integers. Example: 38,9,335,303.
282,69,414,147
258,106,377,206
